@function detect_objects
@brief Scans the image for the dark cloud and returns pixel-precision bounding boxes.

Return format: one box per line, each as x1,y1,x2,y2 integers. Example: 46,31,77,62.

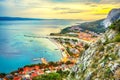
92,13,107,15
60,10,89,14
49,0,120,4
49,0,101,3
61,11,81,14
53,7,89,14
84,2,93,5
84,3,98,7
90,4,98,7
100,0,120,3
53,7,90,14
53,7,71,10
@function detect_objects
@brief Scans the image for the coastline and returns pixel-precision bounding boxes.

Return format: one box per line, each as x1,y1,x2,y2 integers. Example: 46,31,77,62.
48,38,70,62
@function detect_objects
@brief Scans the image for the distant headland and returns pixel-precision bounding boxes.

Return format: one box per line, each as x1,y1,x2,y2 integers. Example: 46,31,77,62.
0,17,44,21
0,17,82,21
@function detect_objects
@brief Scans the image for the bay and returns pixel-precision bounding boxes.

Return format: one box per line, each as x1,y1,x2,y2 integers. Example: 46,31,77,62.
0,20,82,73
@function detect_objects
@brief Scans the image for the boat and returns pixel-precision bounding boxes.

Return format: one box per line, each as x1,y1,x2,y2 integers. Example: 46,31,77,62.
33,58,41,61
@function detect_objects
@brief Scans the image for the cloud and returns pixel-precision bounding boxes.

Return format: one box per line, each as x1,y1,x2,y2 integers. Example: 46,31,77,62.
92,13,108,15
0,0,120,20
53,7,71,10
48,0,120,3
60,10,89,14
49,0,101,3
100,0,120,3
89,4,98,7
53,7,89,14
61,11,81,14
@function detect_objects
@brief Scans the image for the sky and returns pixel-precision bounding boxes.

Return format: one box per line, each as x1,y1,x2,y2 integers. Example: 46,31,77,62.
0,0,120,20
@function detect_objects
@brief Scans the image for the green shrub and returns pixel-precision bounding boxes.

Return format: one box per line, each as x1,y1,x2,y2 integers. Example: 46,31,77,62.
79,64,84,70
100,56,108,64
71,72,75,77
84,44,89,50
91,63,98,68
109,19,120,32
113,33,120,42
66,47,73,56
33,73,62,80
103,35,110,45
98,45,104,51
109,53,119,60
57,70,70,78
104,68,112,78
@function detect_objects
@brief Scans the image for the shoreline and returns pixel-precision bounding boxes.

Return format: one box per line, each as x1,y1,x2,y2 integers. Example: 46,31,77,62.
49,38,69,59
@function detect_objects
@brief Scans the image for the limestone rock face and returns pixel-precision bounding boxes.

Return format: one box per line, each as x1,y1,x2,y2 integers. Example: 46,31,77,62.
103,8,120,28
67,29,120,80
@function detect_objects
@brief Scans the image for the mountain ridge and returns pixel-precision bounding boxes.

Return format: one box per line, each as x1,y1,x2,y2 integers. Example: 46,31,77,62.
103,8,120,28
60,19,105,34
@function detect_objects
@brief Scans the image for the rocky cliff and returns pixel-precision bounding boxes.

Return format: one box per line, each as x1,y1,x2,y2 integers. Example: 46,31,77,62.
103,8,120,28
67,18,120,80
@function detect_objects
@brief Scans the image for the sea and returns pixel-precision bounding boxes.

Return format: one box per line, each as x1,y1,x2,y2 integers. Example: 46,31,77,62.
0,19,82,73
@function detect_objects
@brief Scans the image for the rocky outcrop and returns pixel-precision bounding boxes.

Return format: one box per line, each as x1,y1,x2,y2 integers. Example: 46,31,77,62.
67,28,120,80
65,8,120,80
67,16,120,80
103,8,120,28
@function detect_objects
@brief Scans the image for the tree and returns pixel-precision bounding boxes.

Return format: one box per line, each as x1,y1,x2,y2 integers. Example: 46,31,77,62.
33,73,62,80
109,19,120,32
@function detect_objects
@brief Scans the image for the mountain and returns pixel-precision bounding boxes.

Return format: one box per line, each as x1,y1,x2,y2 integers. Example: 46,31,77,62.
66,12,120,80
0,17,43,21
60,19,105,34
103,8,120,28
60,8,120,34
67,18,120,80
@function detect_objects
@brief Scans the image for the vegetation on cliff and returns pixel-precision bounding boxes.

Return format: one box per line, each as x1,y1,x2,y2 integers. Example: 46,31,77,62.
67,19,120,80
33,70,70,80
109,19,120,42
109,19,120,32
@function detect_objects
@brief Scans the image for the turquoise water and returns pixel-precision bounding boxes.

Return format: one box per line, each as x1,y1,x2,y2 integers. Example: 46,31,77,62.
0,20,81,73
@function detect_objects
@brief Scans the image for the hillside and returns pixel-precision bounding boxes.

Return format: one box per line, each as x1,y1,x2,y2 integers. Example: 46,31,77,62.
67,19,120,80
60,19,105,34
0,9,120,80
61,8,120,34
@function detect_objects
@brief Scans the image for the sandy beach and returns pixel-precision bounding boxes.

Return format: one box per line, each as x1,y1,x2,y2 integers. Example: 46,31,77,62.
49,38,71,62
